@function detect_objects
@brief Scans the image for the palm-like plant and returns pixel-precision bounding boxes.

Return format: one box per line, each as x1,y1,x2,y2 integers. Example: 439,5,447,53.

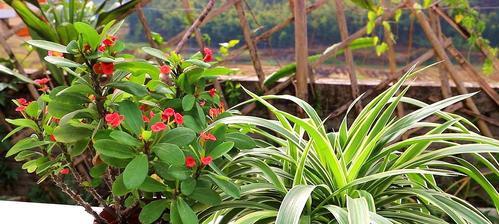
200,65,499,223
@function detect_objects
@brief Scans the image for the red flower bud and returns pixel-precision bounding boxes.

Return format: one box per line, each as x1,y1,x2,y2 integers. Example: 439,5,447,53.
105,112,124,128
208,88,216,97
59,168,70,175
151,122,167,132
34,78,50,85
98,44,106,52
16,98,28,106
174,113,183,125
202,47,213,62
185,156,196,168
200,132,217,141
201,156,212,166
48,51,63,57
160,65,171,74
50,134,57,142
161,108,175,121
15,105,26,112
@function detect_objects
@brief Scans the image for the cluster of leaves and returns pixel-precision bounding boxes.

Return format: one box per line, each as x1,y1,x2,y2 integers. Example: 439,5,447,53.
1,21,259,224
201,66,499,223
4,0,146,84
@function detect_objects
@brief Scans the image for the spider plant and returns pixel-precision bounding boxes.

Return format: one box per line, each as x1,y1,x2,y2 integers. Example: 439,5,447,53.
201,65,499,223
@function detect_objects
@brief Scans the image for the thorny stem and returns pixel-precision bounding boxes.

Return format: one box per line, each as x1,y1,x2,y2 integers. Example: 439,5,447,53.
64,155,108,206
51,175,109,224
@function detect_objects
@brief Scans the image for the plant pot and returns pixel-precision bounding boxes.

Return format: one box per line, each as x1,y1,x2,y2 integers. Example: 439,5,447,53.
16,27,30,37
95,206,141,224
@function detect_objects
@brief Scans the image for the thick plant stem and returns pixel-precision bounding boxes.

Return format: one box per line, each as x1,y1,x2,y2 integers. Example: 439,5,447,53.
294,0,309,114
51,175,109,224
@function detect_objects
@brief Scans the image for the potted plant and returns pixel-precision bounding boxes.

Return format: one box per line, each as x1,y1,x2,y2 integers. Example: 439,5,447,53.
3,21,247,224
203,66,499,223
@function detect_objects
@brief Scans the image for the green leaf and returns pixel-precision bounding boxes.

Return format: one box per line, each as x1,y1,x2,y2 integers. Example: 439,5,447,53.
0,64,36,84
123,154,148,189
6,137,50,157
112,174,130,196
208,141,234,159
159,127,196,147
119,100,144,135
74,22,101,49
26,40,68,53
182,94,196,111
347,197,370,224
108,81,148,98
180,178,196,196
110,130,142,147
142,47,168,61
276,185,316,224
139,176,168,192
152,143,184,166
44,56,82,68
93,139,136,159
185,59,210,68
139,199,168,224
176,197,199,224
207,174,240,199
69,139,89,157
189,187,221,206
115,61,160,80
225,133,256,149
53,124,92,143
25,101,39,118
165,165,191,181
6,118,39,132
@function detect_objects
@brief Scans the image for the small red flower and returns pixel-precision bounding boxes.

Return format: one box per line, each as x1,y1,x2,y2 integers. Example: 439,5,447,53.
103,36,116,46
200,132,217,141
139,104,149,111
142,115,150,123
174,113,183,125
162,108,175,121
59,168,70,175
15,105,26,112
185,156,196,168
202,47,213,62
105,112,124,128
34,78,50,85
38,85,49,92
208,88,216,97
50,134,57,142
199,101,206,107
93,62,114,75
52,117,60,123
98,44,106,52
160,65,171,74
16,98,28,106
48,51,63,57
151,122,167,132
201,156,212,166
209,108,221,118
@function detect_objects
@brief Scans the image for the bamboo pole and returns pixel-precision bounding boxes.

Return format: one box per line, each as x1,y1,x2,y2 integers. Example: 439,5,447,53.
312,3,405,68
136,7,159,49
431,5,499,73
234,1,266,90
428,9,452,98
410,2,493,137
182,0,205,49
175,0,216,53
333,0,361,113
294,0,309,107
445,42,499,106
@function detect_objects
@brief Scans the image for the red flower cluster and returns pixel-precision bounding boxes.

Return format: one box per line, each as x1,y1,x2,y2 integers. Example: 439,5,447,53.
203,48,213,62
98,35,117,52
161,108,183,125
34,78,50,92
59,168,70,175
185,156,196,168
201,156,212,166
93,62,114,75
142,111,155,123
160,65,171,74
209,108,221,118
208,88,216,97
200,132,217,141
48,51,63,57
105,112,124,128
151,122,166,132
15,98,29,112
